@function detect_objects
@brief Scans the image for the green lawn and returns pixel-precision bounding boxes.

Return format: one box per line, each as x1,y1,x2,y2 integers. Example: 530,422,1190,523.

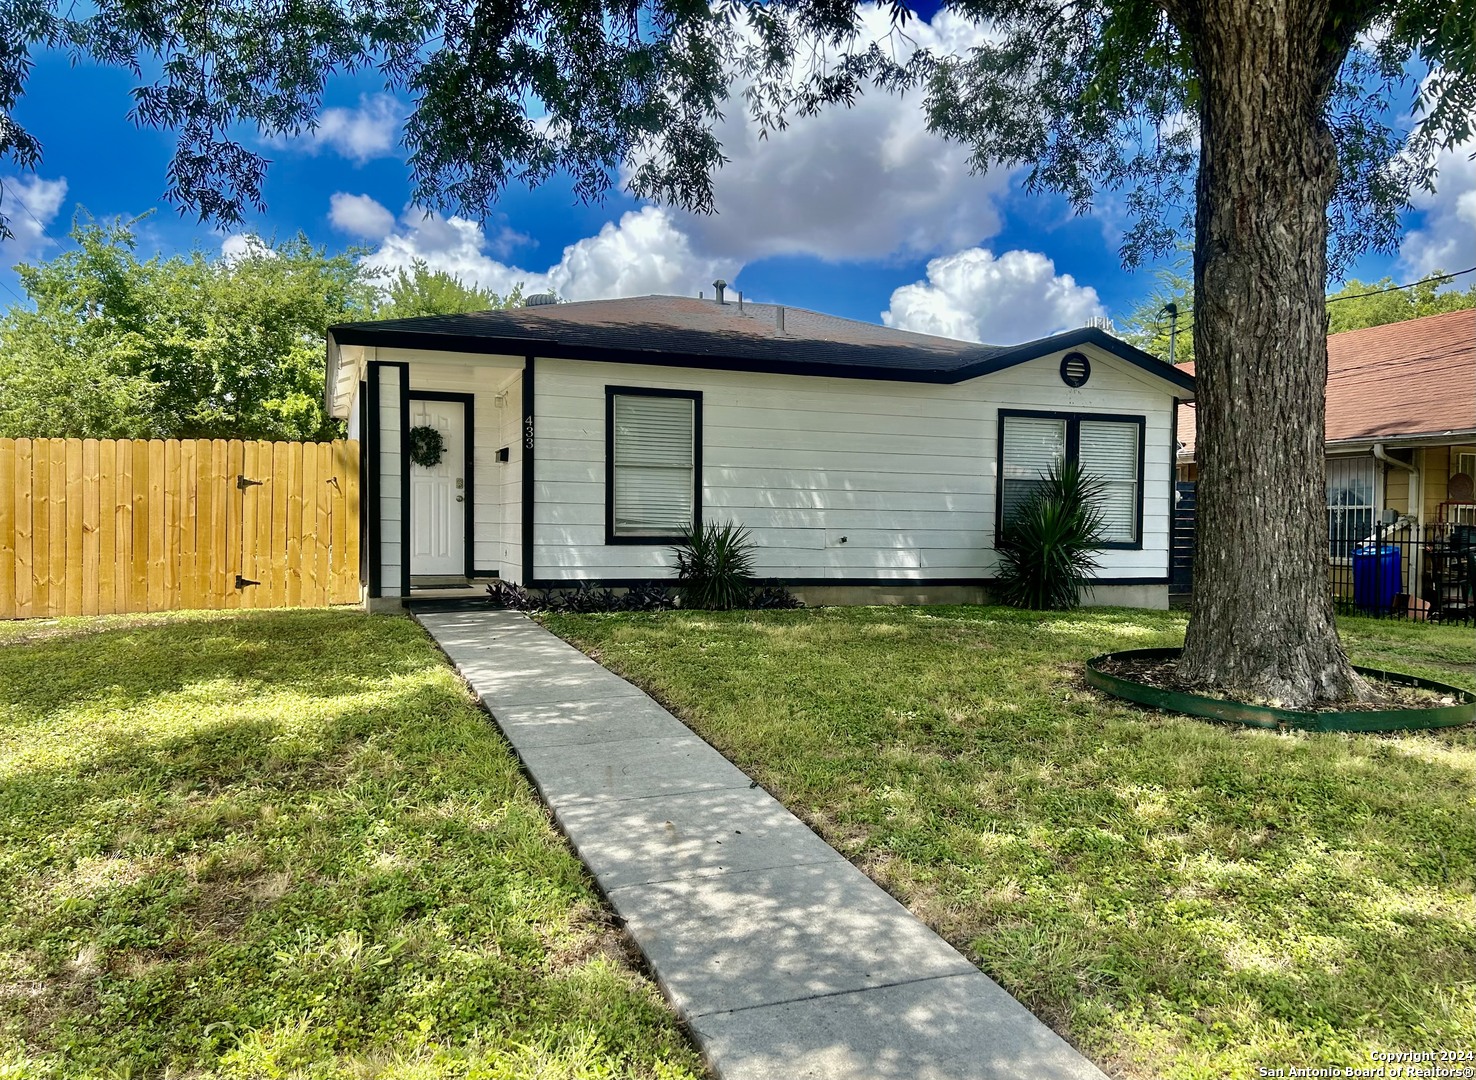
542,606,1476,1080
0,609,705,1080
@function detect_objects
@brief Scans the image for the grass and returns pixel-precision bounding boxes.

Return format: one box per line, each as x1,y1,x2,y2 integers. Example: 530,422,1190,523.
0,609,706,1080
541,606,1476,1080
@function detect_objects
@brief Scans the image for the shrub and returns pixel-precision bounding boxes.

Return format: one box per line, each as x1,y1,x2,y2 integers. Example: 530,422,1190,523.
486,580,538,610
488,580,678,613
670,521,757,610
748,580,805,609
547,582,622,614
995,459,1107,610
619,584,678,612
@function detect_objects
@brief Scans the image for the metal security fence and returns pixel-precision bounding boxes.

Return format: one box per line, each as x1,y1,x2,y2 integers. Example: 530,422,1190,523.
1329,520,1475,623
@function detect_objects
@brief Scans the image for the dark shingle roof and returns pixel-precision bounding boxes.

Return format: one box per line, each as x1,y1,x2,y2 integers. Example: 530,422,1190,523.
330,294,1194,390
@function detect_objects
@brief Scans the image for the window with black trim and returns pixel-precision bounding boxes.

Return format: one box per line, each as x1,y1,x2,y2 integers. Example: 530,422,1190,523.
998,410,1145,547
606,387,702,542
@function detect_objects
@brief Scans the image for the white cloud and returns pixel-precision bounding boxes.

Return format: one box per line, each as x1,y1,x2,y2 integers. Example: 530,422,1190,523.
0,175,67,264
356,201,738,302
276,94,403,164
545,208,735,300
329,192,397,239
220,233,276,262
1400,136,1476,278
645,6,1013,264
882,247,1106,344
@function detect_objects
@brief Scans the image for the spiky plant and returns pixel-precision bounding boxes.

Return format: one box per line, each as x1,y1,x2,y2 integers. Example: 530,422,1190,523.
996,459,1107,610
670,521,756,610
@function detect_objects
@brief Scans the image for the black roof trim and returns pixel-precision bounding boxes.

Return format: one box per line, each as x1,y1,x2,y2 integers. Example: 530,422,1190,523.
952,327,1197,392
329,325,554,356
327,321,1194,393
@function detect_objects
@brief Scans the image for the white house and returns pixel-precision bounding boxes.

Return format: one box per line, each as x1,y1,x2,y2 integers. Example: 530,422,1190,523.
324,289,1195,609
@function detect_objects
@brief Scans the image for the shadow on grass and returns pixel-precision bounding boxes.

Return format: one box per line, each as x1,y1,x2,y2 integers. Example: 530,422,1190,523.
543,604,1476,1079
0,610,704,1079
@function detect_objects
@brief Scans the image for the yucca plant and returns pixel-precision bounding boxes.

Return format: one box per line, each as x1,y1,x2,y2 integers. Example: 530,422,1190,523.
670,521,756,610
996,459,1107,610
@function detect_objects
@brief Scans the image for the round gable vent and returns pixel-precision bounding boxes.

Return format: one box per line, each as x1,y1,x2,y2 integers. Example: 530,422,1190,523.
1060,351,1091,388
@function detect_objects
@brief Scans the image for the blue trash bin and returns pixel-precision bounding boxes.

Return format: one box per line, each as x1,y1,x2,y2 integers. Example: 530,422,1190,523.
1352,544,1401,614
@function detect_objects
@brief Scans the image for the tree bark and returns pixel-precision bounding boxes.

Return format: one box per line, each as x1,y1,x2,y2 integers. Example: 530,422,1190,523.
1177,0,1369,706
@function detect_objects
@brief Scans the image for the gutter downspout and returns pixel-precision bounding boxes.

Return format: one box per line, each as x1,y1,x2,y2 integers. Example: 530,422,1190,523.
1373,443,1421,600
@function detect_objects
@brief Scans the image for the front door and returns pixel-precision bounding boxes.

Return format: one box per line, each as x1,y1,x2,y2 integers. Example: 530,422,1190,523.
409,397,466,578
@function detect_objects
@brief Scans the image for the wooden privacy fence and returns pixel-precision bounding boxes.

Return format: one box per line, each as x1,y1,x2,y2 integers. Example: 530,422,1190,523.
0,438,360,619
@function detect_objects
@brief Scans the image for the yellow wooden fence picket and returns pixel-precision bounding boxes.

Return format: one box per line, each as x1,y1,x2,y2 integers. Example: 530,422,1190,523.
0,438,360,619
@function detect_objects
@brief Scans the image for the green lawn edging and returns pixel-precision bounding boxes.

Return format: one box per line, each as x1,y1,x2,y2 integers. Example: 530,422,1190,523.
1086,647,1476,732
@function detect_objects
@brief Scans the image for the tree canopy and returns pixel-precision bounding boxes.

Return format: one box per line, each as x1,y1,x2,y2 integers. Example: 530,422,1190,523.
3,2,1471,272
0,219,515,440
1122,268,1476,364
376,260,523,320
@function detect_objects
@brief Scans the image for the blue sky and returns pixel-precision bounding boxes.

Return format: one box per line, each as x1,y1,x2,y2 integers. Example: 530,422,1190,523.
3,5,1471,343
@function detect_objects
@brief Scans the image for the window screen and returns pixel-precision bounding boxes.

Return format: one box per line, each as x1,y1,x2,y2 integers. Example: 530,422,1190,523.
611,393,696,537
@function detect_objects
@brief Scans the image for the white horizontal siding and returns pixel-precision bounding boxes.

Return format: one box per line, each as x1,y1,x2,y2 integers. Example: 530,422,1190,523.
496,376,524,581
532,347,1177,583
377,364,403,594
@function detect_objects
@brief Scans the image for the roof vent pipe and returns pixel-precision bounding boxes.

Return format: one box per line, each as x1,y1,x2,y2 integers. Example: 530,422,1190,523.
738,291,743,313
775,306,786,334
712,279,727,304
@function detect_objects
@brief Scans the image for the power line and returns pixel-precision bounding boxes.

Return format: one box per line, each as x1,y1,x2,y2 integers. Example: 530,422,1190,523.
0,274,26,306
1152,264,1476,339
0,179,55,236
1326,264,1475,303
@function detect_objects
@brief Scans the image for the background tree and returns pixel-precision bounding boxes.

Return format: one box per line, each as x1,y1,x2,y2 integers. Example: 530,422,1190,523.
0,217,377,439
1325,273,1476,334
4,1,1473,705
374,260,523,319
1119,258,1195,366
1124,270,1476,361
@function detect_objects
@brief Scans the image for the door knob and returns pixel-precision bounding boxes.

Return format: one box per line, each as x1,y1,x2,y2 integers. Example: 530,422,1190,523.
455,495,465,502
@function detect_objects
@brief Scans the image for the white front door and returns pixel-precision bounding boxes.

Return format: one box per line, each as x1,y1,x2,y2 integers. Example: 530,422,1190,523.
409,398,466,577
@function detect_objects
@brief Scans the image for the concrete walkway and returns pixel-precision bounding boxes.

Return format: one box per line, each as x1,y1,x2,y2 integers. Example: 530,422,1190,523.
416,609,1107,1080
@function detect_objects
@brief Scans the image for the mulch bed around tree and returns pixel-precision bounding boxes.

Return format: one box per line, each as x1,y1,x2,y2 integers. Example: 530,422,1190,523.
1094,654,1464,713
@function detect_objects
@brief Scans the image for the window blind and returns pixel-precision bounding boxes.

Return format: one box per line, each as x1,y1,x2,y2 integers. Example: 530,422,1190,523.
612,394,695,536
1079,420,1139,543
1001,416,1066,526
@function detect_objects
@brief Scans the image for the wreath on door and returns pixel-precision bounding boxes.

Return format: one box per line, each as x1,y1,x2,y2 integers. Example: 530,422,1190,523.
408,424,446,468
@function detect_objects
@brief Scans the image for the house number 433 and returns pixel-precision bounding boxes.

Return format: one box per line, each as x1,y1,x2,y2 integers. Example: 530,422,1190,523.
523,416,534,450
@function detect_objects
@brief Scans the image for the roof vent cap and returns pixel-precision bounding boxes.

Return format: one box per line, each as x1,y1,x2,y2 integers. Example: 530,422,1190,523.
523,292,560,307
712,279,727,304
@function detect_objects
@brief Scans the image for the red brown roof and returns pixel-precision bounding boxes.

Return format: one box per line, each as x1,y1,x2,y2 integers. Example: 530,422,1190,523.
1177,307,1476,458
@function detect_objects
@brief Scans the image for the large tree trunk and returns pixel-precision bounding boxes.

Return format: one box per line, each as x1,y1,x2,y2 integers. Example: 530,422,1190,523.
1177,0,1368,707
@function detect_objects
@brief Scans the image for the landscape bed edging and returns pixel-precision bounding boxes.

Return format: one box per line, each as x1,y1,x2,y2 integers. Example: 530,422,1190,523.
1085,647,1476,733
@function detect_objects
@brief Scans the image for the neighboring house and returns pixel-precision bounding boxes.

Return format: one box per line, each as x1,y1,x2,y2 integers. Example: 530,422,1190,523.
1176,307,1476,611
325,289,1195,610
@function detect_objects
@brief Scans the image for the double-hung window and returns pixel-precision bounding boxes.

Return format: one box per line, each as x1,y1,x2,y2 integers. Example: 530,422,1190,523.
998,410,1145,546
606,387,701,542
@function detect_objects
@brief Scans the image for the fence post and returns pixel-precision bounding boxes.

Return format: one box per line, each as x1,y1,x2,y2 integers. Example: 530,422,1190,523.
0,439,14,620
